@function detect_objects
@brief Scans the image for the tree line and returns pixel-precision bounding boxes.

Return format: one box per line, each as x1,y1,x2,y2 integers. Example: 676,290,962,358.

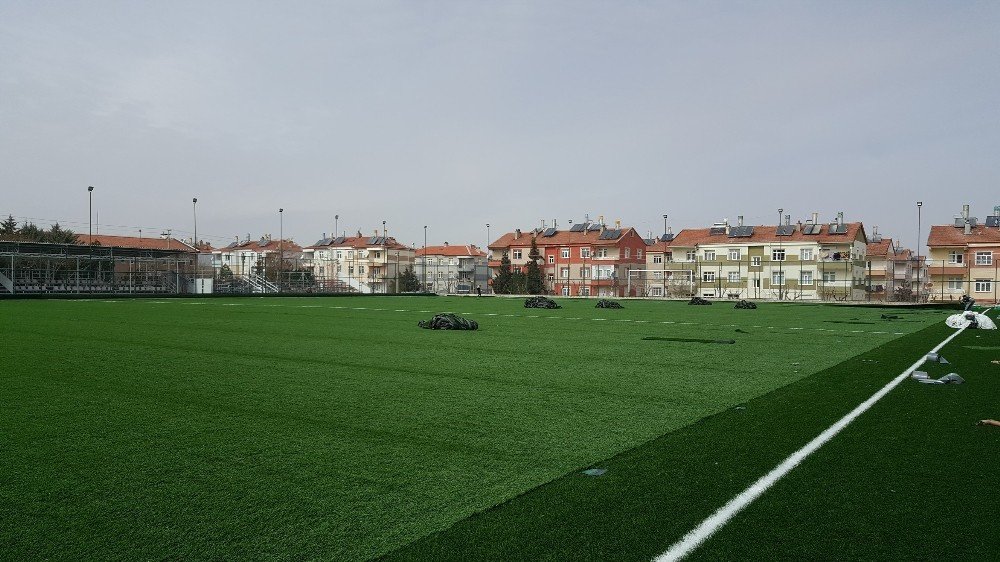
1,215,81,244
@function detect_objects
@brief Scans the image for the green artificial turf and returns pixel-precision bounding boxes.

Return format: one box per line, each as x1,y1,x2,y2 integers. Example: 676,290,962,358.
388,313,999,561
0,296,948,559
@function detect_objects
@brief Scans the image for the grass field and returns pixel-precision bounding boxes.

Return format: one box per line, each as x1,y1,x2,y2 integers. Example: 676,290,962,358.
2,295,996,560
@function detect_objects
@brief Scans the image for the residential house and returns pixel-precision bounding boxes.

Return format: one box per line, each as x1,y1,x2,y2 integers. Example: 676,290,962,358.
302,232,414,294
644,212,869,301
488,218,647,297
926,204,1000,304
414,243,488,294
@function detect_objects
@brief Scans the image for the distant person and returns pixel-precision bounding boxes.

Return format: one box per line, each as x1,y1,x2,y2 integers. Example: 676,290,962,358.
476,286,482,297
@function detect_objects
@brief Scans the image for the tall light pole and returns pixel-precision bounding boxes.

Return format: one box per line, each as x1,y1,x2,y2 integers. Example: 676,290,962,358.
423,225,427,291
486,223,490,294
916,201,922,302
334,214,339,238
87,186,94,245
382,220,387,294
279,208,284,293
662,214,668,297
192,197,198,248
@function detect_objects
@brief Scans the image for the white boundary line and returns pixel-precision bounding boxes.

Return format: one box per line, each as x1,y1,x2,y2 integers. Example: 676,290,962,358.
654,310,990,562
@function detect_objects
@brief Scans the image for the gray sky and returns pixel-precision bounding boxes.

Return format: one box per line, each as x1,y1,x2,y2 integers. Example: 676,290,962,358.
2,1,998,251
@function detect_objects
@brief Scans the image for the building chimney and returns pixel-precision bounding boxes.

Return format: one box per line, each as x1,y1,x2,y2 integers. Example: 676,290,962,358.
738,215,744,227
962,204,970,220
837,211,844,226
598,215,605,226
796,220,802,232
615,219,621,228
515,229,521,239
553,219,557,229
444,241,449,247
811,211,819,224
964,221,972,235
785,214,791,226
322,232,327,239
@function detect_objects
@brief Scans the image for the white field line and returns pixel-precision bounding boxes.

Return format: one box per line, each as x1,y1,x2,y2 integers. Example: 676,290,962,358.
653,312,988,562
136,299,935,337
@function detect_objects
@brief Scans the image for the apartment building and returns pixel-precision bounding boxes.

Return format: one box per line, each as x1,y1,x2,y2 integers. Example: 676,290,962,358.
414,243,488,294
644,213,868,301
488,219,647,297
213,235,302,276
865,230,905,301
302,232,414,294
926,205,1000,304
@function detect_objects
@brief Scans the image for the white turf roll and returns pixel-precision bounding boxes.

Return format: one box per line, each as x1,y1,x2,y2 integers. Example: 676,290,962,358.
945,312,997,330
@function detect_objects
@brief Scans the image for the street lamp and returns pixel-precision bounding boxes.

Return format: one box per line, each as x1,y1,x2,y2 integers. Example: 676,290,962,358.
916,201,922,302
662,214,668,298
486,223,490,295
423,225,427,291
382,220,387,294
334,214,339,238
87,186,94,245
279,208,284,293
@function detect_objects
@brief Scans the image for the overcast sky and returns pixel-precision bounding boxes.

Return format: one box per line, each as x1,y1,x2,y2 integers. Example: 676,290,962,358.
2,1,998,250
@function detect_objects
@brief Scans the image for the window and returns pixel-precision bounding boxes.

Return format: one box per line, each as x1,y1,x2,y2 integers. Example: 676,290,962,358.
653,271,663,279
772,271,785,285
560,267,569,278
801,248,813,261
579,267,588,278
513,250,522,260
772,249,786,261
580,247,591,258
653,254,663,264
637,249,643,259
728,272,740,283
373,252,381,259
548,255,555,264
823,271,836,283
651,287,663,296
975,251,993,266
336,250,343,259
359,265,365,275
948,251,963,264
449,258,455,266
319,267,325,276
625,248,631,259
561,248,570,259
561,286,570,296
347,250,354,258
596,248,609,258
666,252,673,262
437,271,443,278
728,249,741,261
801,271,814,285
348,266,354,275
704,250,716,261
947,277,964,290
685,250,696,261
703,271,716,282
751,256,761,266
580,287,590,296
975,279,992,292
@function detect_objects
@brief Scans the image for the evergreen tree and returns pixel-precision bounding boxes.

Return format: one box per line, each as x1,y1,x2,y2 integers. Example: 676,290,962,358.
43,223,78,244
0,215,17,236
19,222,41,241
525,237,545,294
510,270,527,294
399,266,421,292
493,252,513,294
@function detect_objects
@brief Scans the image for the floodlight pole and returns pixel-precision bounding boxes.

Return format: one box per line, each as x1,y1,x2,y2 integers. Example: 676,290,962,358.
335,214,339,238
279,208,284,293
662,214,668,298
382,220,387,294
916,201,922,303
423,226,427,291
87,186,94,245
486,223,490,294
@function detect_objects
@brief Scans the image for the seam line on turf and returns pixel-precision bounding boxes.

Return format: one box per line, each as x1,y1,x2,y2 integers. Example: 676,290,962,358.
653,308,991,562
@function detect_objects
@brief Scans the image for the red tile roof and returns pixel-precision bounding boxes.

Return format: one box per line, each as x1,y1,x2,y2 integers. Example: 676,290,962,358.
489,227,639,249
646,223,865,250
927,224,1000,247
77,234,195,252
217,239,303,253
305,235,409,251
415,244,486,257
866,238,894,257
